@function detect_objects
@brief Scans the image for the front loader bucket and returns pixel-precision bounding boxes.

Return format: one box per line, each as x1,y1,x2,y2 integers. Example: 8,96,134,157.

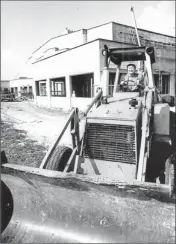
1,165,175,243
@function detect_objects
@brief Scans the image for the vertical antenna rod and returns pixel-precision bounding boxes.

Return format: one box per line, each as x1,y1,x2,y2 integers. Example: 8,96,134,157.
130,6,141,47
130,6,143,71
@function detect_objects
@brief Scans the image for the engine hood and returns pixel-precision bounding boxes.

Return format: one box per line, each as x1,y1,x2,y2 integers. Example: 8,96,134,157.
88,93,143,122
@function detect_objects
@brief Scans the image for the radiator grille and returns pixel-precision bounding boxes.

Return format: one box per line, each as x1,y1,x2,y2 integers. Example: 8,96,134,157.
83,123,136,164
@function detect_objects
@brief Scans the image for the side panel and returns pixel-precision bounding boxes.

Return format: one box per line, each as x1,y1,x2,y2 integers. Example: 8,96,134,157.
154,103,170,136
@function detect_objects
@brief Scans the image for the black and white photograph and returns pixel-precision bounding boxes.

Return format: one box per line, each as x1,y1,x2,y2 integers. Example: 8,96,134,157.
1,1,176,243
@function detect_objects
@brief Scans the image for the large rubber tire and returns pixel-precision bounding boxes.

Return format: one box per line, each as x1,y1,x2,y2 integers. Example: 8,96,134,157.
1,151,8,165
46,146,72,172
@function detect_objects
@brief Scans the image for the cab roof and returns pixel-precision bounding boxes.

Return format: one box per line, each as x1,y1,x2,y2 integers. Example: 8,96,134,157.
105,46,155,65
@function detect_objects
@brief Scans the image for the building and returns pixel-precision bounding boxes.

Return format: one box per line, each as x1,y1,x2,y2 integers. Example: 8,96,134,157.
0,80,10,94
13,22,176,110
10,77,33,99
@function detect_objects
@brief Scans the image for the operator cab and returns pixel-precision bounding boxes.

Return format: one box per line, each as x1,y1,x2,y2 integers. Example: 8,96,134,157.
102,45,155,99
115,61,146,97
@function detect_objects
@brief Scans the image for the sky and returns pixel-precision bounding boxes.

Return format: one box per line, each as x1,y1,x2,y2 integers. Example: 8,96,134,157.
1,1,175,80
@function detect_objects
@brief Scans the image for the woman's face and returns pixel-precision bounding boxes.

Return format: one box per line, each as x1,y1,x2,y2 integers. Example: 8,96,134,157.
127,65,136,75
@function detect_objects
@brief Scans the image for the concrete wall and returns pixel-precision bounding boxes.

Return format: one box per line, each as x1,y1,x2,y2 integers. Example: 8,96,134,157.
51,97,70,110
35,85,93,111
36,96,51,108
112,22,175,45
36,96,71,110
87,23,113,42
32,41,100,80
35,88,94,111
154,48,175,73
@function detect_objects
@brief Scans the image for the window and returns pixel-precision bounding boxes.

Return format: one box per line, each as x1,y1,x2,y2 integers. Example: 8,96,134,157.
36,80,47,96
50,77,66,97
162,75,170,94
154,74,170,94
4,88,9,94
71,73,94,98
29,86,33,93
109,72,116,96
21,86,28,93
109,72,125,95
40,82,47,96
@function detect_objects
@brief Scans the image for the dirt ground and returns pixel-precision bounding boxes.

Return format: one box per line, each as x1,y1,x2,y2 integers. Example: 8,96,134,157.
1,121,46,167
1,100,74,167
1,100,73,147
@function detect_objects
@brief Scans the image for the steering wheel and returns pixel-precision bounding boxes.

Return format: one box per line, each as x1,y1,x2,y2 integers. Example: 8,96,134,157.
120,81,139,92
120,82,128,92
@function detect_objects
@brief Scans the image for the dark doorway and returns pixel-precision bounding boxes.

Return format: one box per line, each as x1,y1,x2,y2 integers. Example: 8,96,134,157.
71,73,94,98
154,74,170,94
14,87,18,96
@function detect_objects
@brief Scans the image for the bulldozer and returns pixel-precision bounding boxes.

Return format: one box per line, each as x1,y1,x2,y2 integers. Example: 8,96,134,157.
1,45,175,243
